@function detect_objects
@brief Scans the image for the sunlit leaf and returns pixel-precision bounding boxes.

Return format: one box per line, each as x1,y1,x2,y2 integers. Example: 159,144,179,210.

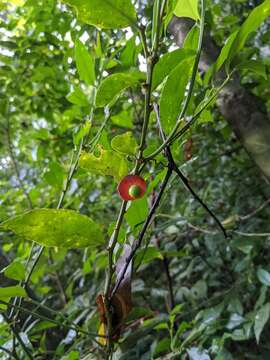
159,57,193,133
152,48,194,90
74,40,95,86
173,0,200,20
96,72,144,108
66,86,89,106
79,146,128,181
0,209,104,248
63,0,136,29
111,132,138,155
0,286,26,301
1,261,25,281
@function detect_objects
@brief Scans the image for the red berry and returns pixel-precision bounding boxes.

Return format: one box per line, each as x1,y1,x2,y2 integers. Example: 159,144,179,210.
118,175,147,201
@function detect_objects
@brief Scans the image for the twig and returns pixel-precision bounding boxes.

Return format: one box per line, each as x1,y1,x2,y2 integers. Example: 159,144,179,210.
0,300,103,340
172,166,227,238
240,198,270,221
154,103,227,238
2,313,34,360
162,256,175,311
0,345,19,360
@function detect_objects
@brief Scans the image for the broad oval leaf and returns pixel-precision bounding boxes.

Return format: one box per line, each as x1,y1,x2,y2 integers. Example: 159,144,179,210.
111,132,138,155
173,0,200,20
159,57,194,133
74,40,95,86
63,0,136,29
0,286,27,301
0,209,104,248
79,146,128,181
96,72,144,108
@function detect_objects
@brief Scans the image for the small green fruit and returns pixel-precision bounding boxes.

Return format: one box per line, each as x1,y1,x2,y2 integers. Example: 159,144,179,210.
128,185,142,199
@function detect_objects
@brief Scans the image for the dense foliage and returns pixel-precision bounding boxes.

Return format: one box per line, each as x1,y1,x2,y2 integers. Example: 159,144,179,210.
0,0,270,359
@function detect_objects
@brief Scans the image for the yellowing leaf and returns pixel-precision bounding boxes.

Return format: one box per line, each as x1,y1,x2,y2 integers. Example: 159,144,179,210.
7,0,25,5
174,0,200,20
62,0,136,29
79,146,128,181
0,209,104,249
98,322,107,346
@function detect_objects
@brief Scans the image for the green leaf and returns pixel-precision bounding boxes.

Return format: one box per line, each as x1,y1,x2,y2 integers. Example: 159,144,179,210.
152,48,195,90
173,0,200,20
63,0,136,29
44,162,65,189
1,261,26,281
257,268,270,286
0,209,104,248
111,132,138,155
226,0,270,67
0,286,27,301
66,86,89,106
79,146,128,181
183,24,200,50
135,246,163,267
125,197,148,228
74,40,95,86
254,303,270,343
159,57,193,133
214,31,238,72
111,110,134,129
73,121,91,146
236,60,267,79
96,72,144,108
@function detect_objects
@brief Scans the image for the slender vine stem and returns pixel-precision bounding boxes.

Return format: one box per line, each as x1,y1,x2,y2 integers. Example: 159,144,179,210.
103,11,165,352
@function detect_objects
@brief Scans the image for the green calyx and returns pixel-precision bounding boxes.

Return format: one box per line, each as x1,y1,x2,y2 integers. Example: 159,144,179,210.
128,185,141,199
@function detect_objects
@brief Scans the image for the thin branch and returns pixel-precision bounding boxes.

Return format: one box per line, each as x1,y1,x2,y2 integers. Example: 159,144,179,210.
172,165,227,238
0,345,19,360
240,197,270,221
0,300,103,340
162,256,175,311
154,103,227,238
2,313,34,360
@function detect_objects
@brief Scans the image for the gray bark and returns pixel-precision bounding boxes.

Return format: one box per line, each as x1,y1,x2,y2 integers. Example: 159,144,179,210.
169,17,270,181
